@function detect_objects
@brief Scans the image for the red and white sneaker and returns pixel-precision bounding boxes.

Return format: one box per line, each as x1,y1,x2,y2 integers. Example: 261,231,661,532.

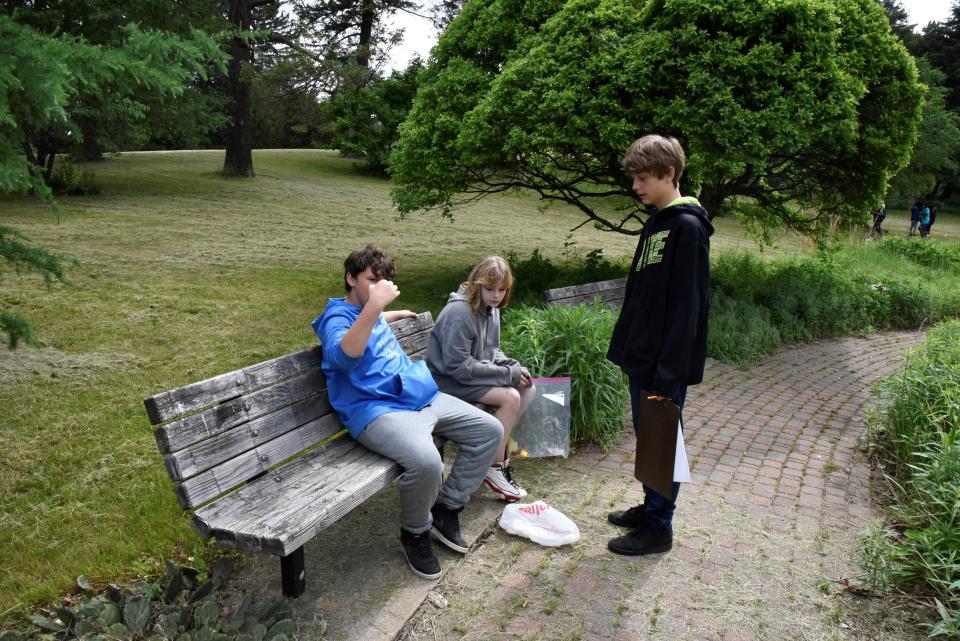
484,463,527,501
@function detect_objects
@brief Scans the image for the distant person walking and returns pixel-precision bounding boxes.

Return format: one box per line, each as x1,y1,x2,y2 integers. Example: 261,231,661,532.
919,206,931,238
909,202,921,237
870,203,887,239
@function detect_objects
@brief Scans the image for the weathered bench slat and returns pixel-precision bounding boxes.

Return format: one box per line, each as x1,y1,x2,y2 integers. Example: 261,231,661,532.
163,391,333,481
154,368,327,455
192,437,400,556
543,277,627,305
145,313,434,425
145,348,323,426
556,288,626,307
174,412,344,510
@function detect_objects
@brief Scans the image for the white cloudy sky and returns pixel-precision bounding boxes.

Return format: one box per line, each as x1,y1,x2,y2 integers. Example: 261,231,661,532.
386,0,957,71
902,0,954,28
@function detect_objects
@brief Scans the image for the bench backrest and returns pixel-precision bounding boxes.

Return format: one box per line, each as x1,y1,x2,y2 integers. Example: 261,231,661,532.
543,277,627,309
144,313,434,511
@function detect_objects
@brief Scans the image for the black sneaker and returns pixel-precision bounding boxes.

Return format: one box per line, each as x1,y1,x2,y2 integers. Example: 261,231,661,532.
608,524,673,556
607,504,647,528
400,528,442,579
430,503,469,554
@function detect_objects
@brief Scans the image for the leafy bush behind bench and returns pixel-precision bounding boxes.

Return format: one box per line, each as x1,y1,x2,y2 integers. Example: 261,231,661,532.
501,301,627,450
499,239,960,450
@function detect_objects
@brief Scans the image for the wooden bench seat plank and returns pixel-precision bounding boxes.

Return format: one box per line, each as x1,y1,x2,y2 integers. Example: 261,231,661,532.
174,412,344,509
155,368,328,455
163,392,333,481
192,437,400,556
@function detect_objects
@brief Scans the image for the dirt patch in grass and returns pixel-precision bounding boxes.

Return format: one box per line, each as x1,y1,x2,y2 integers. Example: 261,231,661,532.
0,346,143,386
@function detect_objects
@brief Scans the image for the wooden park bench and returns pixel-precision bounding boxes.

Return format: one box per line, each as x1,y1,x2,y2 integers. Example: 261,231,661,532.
143,313,435,598
543,277,627,309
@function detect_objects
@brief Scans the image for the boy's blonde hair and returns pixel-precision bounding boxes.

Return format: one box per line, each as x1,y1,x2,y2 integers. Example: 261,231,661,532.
622,134,686,187
462,256,513,313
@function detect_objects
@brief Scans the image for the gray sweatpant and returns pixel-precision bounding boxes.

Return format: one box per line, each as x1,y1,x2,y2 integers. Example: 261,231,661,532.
356,392,503,534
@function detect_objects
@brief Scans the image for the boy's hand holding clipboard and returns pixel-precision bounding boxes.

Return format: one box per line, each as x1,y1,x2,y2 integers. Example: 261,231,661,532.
633,392,684,499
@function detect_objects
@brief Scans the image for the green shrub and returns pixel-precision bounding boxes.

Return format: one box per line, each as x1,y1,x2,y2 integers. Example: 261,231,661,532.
8,558,307,641
505,249,560,303
862,320,960,636
505,248,627,306
502,302,628,450
49,159,102,196
706,290,780,363
707,245,951,364
879,236,960,270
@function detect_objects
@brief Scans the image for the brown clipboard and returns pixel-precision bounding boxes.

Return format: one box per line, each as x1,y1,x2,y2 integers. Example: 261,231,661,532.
633,392,681,499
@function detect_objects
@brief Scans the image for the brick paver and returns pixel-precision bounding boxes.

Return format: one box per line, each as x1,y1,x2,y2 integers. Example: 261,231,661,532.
398,331,926,641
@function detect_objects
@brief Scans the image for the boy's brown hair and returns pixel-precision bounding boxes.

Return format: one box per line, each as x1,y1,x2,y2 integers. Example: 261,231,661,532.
343,245,396,291
462,256,513,313
622,135,686,187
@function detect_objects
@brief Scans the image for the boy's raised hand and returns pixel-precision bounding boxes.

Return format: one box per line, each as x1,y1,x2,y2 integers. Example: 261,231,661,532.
367,279,400,311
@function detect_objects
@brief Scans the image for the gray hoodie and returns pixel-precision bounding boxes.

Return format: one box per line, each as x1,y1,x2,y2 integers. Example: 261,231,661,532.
426,289,522,402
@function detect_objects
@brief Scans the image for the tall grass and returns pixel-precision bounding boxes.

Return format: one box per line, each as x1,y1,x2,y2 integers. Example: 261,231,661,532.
708,238,959,364
501,302,627,450
861,320,960,638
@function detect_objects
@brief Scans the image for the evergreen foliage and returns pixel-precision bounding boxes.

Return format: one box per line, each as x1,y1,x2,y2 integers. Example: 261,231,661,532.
390,0,924,238
0,14,223,348
322,59,424,174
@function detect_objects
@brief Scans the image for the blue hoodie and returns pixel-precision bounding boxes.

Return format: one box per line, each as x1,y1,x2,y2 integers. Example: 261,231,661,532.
312,298,439,437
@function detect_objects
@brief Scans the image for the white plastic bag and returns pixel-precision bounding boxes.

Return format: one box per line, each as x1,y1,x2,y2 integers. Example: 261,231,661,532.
498,501,581,546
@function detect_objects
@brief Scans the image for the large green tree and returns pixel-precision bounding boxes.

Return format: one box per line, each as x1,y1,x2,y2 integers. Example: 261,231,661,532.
321,59,423,174
390,0,924,236
0,15,223,348
2,0,226,167
889,59,960,202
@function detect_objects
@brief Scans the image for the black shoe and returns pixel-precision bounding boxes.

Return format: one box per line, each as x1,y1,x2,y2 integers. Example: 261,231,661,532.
430,503,469,554
400,528,442,579
607,504,647,528
608,525,673,556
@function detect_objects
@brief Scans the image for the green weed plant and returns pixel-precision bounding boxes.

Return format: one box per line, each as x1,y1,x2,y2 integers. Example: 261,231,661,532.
501,302,627,450
862,320,960,637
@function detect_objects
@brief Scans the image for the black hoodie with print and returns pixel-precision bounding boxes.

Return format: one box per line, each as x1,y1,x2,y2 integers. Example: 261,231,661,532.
607,199,714,400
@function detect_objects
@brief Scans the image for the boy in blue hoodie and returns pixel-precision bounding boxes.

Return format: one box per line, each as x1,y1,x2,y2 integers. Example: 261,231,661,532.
312,246,502,580
606,135,714,556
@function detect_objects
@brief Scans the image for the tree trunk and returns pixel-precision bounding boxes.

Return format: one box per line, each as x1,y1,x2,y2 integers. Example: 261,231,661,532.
223,0,255,178
696,185,724,218
356,1,375,68
75,133,105,162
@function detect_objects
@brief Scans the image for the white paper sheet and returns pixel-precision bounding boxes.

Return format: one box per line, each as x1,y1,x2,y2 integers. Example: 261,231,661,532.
673,419,691,483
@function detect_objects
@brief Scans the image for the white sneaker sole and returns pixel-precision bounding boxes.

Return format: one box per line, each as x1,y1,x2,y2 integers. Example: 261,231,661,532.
430,527,469,554
405,557,442,580
483,478,525,501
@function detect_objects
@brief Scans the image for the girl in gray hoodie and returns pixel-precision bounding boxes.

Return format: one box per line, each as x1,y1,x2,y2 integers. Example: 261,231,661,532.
426,256,535,501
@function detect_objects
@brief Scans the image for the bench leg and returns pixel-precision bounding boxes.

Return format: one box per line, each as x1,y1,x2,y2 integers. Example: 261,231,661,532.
280,547,306,598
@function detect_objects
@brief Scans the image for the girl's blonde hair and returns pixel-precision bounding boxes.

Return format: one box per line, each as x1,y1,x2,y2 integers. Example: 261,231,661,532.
462,256,513,313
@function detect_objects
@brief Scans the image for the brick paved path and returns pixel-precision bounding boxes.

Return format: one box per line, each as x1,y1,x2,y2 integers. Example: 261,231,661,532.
398,331,925,641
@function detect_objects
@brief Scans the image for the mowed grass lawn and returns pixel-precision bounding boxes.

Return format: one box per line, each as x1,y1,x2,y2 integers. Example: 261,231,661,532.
0,148,953,619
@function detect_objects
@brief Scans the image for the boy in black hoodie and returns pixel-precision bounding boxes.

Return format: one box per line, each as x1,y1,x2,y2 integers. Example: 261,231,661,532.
606,134,714,556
